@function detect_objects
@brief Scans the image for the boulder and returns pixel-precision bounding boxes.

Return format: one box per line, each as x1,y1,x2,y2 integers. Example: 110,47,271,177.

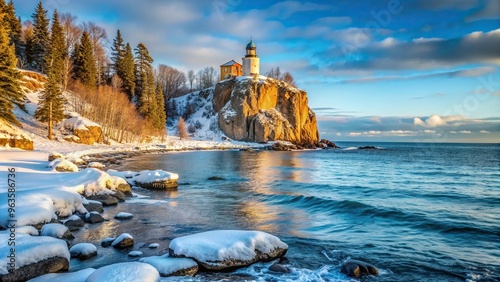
86,262,160,282
101,237,115,247
87,162,105,170
139,255,198,277
0,257,69,281
62,215,84,231
110,190,126,202
40,223,74,240
116,183,133,197
48,152,65,161
213,77,319,146
269,262,290,273
169,230,288,271
83,211,104,224
83,200,104,213
87,194,118,206
112,233,134,249
341,259,379,278
207,176,225,181
319,139,338,148
358,146,378,150
70,243,97,260
114,212,133,220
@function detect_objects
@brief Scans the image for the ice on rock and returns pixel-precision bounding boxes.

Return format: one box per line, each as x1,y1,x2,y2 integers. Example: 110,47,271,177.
128,251,143,257
86,262,160,282
0,233,70,275
108,169,179,189
169,230,288,270
112,233,134,248
139,254,198,277
27,268,95,282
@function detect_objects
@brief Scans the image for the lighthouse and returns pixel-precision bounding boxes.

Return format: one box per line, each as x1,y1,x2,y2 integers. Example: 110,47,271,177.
242,39,260,76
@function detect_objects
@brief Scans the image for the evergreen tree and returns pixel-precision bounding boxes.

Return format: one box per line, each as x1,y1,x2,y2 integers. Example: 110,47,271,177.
2,1,22,60
73,31,96,87
34,69,66,140
30,1,49,72
46,10,66,85
111,29,124,75
154,83,166,132
134,42,153,104
0,12,23,125
121,42,135,99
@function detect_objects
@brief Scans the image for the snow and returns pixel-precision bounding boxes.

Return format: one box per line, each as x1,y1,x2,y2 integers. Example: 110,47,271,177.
139,254,197,276
111,233,134,247
0,233,70,275
87,162,105,169
16,226,39,236
169,230,288,263
0,152,129,228
60,214,81,224
86,262,160,282
40,223,69,238
27,268,95,282
149,243,159,248
70,243,97,256
48,158,79,172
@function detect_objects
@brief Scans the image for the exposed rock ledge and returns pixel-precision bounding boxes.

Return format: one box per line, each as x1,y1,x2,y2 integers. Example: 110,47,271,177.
213,77,319,146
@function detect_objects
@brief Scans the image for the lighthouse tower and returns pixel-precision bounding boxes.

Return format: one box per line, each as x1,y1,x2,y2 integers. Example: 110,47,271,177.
242,39,260,76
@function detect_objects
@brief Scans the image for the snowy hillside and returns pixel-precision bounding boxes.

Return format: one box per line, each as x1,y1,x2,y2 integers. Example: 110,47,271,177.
168,86,222,140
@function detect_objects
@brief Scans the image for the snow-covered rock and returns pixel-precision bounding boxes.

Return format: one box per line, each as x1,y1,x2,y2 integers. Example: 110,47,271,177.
48,152,64,161
112,233,134,249
87,161,105,170
108,170,179,190
16,226,39,236
58,113,103,145
40,223,74,239
70,243,97,260
83,200,103,213
148,243,159,248
48,159,79,172
66,155,86,166
115,212,133,220
0,233,70,280
86,194,118,206
61,214,84,230
0,119,34,150
27,268,95,282
139,255,198,277
86,262,160,282
169,230,288,270
128,251,143,257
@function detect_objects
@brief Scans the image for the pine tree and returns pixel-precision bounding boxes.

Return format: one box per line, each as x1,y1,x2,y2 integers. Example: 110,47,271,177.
0,12,23,125
73,31,96,87
30,1,49,72
134,42,153,107
155,83,166,132
46,10,66,85
2,1,22,60
111,29,124,75
34,69,66,140
121,43,135,99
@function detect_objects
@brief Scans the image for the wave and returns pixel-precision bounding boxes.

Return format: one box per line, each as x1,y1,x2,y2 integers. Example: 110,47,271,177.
262,193,499,239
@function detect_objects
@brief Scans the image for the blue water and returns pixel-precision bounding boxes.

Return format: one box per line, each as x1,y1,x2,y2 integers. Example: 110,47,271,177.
107,142,500,281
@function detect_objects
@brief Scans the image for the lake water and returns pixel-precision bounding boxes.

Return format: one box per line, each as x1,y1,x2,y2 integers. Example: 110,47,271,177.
74,142,500,281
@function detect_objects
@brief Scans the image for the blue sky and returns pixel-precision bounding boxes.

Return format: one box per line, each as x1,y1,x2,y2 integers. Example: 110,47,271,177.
12,0,500,142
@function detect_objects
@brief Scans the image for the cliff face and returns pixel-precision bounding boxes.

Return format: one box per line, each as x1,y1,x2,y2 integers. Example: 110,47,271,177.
213,77,319,145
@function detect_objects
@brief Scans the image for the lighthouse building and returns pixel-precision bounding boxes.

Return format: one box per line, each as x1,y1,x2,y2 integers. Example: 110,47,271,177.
242,40,260,76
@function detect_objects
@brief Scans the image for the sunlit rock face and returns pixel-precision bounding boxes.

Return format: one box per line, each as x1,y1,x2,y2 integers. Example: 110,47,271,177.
213,77,319,146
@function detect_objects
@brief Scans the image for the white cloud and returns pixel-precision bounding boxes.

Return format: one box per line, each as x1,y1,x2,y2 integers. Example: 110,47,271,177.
480,130,491,134
460,130,472,134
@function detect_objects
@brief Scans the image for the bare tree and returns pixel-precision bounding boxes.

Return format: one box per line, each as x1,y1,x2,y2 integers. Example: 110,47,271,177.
82,21,108,85
197,66,217,89
266,67,296,86
60,13,81,90
282,72,295,86
177,117,189,139
155,64,187,102
187,69,195,92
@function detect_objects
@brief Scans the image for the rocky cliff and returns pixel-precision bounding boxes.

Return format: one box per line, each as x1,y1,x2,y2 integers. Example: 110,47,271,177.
213,77,319,145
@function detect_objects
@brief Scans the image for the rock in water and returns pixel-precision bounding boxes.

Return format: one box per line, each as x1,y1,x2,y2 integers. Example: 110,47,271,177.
213,77,319,146
139,255,198,277
341,259,379,278
112,233,134,249
70,243,97,260
169,230,288,271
